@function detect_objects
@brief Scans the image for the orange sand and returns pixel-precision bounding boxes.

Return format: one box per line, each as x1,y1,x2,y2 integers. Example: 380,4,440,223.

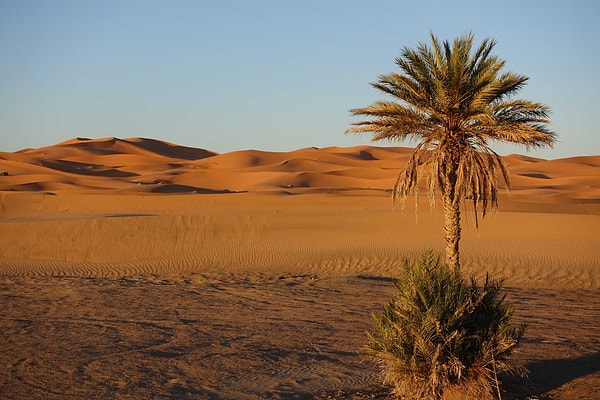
1,137,599,399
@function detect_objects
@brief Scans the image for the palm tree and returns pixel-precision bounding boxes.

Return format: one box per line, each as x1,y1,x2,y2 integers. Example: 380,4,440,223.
346,32,555,269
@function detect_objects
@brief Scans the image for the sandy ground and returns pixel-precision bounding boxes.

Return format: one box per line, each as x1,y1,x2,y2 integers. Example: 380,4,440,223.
1,138,599,399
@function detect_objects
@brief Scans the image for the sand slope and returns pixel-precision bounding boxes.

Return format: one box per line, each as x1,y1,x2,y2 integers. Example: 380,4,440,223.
0,192,598,290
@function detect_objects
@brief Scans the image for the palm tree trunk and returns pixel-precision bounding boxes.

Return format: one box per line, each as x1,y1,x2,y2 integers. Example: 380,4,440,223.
442,179,461,270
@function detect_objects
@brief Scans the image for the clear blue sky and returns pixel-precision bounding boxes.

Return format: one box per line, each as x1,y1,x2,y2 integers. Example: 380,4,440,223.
1,0,599,159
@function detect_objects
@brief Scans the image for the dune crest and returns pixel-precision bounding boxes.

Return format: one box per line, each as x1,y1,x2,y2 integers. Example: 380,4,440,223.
1,138,598,209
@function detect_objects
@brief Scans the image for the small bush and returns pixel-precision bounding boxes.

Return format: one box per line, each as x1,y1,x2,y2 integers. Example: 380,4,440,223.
365,251,525,399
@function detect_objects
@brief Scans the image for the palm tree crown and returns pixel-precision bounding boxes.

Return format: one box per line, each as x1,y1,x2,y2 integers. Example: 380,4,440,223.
347,32,556,268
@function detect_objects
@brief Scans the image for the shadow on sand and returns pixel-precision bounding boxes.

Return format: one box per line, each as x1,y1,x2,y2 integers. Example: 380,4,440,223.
503,351,600,399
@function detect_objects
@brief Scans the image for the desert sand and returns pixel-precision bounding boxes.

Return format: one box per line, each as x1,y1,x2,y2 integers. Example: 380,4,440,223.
1,137,599,399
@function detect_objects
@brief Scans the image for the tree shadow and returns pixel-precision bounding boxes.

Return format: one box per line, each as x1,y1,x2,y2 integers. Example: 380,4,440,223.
502,352,600,399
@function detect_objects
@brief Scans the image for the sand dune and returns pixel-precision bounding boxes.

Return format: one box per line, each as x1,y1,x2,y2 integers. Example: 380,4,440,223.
1,137,599,399
1,137,598,204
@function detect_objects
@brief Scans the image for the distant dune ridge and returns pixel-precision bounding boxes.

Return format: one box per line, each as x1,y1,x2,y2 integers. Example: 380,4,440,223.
1,137,599,202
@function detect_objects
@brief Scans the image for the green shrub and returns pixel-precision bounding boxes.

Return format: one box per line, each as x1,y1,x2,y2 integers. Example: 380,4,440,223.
366,251,525,399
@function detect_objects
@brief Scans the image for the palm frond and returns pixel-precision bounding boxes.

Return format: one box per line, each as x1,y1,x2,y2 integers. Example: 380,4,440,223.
347,32,555,221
